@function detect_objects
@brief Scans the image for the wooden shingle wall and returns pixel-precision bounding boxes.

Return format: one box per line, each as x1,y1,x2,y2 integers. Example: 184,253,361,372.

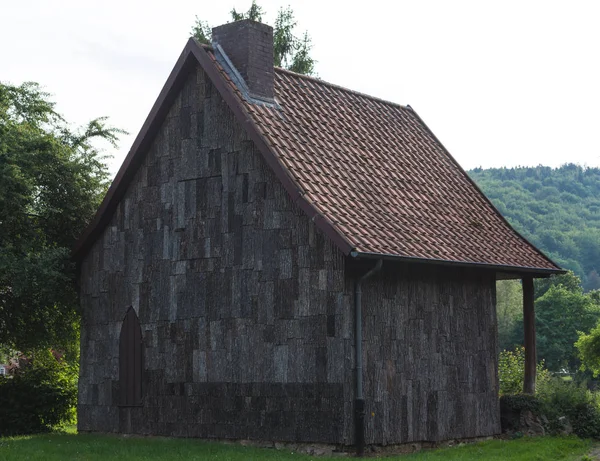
360,266,500,444
77,64,354,443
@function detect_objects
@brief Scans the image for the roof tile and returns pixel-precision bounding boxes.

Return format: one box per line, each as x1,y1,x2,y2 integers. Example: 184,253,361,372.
206,50,560,272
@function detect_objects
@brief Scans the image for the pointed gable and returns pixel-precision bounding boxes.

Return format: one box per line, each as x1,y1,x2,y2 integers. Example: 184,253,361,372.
74,39,561,275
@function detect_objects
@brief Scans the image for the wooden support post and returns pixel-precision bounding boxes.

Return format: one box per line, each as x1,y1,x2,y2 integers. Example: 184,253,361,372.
522,276,536,394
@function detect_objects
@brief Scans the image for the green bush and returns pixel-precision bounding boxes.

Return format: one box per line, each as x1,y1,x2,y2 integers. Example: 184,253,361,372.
537,377,600,439
499,347,600,438
498,347,551,395
576,320,600,377
500,381,600,438
0,349,78,436
500,393,543,414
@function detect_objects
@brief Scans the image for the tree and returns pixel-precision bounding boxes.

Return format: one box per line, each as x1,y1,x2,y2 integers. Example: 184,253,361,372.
534,285,600,372
496,280,523,351
0,82,123,352
191,1,316,75
584,270,600,292
576,321,600,377
534,271,582,299
496,275,583,354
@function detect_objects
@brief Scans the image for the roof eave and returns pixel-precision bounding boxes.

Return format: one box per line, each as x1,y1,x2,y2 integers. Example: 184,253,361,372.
351,251,566,278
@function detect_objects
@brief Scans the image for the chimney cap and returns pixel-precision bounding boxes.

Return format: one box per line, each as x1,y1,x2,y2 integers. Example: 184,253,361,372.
212,18,273,35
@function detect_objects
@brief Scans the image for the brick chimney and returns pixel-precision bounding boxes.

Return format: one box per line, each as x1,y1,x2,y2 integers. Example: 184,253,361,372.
212,20,274,101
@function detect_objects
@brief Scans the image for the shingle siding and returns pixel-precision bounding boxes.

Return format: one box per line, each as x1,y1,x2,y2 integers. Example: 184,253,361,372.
78,64,353,443
359,266,500,444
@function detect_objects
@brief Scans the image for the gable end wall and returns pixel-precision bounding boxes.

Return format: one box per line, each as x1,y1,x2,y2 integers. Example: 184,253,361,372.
77,63,354,444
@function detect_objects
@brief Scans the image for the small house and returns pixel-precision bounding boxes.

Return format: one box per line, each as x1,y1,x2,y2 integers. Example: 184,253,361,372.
74,20,562,451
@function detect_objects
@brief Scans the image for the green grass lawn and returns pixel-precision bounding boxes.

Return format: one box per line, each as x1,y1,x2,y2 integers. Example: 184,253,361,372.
0,431,592,461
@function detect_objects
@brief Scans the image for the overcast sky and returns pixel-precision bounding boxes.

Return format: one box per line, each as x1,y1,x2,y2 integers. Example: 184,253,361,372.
3,0,599,175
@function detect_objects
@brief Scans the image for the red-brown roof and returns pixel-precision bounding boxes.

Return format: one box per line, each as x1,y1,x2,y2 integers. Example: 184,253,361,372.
73,39,562,275
207,49,560,274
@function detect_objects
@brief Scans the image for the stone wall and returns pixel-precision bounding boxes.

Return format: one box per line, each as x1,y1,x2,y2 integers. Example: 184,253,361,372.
78,63,354,444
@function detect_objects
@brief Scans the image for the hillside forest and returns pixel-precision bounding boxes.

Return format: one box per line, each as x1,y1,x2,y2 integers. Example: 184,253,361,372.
470,164,600,290
470,164,600,374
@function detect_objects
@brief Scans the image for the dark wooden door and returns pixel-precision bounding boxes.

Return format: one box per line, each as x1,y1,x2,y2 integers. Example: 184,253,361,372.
119,307,143,406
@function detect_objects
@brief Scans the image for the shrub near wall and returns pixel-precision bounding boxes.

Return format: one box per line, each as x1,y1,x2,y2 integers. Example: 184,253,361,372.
498,347,551,395
0,349,77,436
537,378,600,439
499,347,600,439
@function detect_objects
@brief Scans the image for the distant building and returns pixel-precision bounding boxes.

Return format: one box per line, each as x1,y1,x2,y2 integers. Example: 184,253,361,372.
74,19,562,451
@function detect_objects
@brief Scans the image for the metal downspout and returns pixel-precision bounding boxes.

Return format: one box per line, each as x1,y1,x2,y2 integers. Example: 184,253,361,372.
354,259,383,456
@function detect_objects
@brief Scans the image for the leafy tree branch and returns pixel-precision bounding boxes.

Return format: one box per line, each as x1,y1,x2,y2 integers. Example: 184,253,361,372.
191,1,315,75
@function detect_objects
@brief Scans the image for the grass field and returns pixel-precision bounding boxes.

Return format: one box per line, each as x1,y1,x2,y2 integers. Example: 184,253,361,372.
0,431,592,461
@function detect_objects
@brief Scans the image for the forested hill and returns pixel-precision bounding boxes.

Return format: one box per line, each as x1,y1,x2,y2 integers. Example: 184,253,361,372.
469,164,600,291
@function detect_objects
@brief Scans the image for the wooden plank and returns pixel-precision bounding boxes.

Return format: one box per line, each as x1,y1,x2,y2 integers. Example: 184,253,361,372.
119,308,143,407
522,276,536,394
119,313,127,406
127,310,135,405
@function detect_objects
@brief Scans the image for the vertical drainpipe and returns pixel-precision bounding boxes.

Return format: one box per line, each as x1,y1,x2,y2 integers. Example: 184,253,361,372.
354,258,383,457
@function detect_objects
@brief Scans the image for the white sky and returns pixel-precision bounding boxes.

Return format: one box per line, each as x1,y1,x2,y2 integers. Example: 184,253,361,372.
3,0,599,175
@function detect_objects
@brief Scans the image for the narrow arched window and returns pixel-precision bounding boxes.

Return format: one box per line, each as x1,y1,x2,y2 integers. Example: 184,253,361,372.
119,307,143,406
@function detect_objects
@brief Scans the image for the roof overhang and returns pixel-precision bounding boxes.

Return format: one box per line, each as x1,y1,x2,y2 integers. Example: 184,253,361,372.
351,251,566,279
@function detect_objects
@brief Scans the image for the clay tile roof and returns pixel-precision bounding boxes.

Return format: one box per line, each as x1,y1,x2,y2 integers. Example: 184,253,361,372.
205,48,561,274
72,40,562,275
